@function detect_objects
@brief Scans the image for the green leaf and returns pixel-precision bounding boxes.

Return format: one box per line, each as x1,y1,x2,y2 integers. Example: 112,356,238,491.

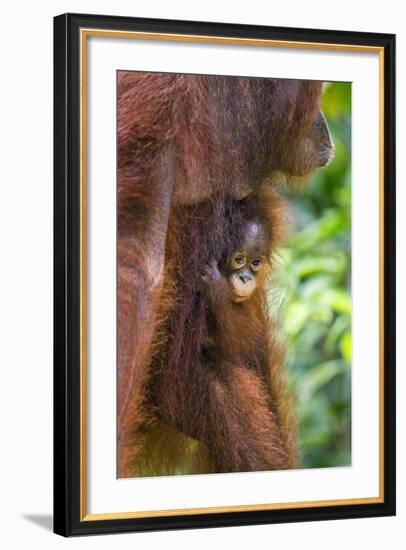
340,332,352,364
284,302,311,336
300,360,346,400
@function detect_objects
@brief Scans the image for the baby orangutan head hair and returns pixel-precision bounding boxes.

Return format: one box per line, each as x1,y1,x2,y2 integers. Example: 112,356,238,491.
214,188,284,305
225,220,270,303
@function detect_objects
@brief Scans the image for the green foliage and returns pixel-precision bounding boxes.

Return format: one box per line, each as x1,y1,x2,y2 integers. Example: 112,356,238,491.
272,82,352,469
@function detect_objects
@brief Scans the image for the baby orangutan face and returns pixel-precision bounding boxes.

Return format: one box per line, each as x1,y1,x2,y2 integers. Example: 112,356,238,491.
226,222,269,303
228,252,265,302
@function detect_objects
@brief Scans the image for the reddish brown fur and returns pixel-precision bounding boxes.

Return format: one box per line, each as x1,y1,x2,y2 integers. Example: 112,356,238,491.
145,190,297,473
117,72,328,476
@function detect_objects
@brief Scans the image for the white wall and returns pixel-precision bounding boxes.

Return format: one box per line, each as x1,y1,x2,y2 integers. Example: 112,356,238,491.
0,0,403,548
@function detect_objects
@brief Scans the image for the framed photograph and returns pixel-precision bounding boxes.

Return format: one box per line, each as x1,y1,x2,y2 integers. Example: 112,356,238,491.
54,13,396,536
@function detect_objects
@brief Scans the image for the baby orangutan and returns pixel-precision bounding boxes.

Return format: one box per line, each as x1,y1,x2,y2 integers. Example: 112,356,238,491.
200,207,274,372
182,196,298,473
143,193,298,474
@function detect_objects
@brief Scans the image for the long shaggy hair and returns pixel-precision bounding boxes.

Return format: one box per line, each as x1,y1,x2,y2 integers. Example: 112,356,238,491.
117,72,324,476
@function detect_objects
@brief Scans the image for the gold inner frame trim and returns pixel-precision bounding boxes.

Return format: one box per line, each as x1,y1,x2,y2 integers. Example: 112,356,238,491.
79,27,385,522
81,28,384,53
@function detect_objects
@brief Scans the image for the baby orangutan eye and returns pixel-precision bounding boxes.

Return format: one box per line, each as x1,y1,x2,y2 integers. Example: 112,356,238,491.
232,254,246,269
251,258,263,271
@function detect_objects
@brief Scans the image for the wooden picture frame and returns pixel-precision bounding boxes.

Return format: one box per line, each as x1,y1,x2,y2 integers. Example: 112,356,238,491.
54,12,396,536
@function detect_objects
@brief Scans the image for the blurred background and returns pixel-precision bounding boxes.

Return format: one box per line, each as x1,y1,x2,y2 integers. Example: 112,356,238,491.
272,82,352,469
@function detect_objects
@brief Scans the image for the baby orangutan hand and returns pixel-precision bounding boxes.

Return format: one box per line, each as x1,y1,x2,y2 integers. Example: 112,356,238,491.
201,258,222,285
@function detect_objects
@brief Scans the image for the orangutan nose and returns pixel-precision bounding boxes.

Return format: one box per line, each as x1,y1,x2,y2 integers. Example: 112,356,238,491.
313,111,335,168
239,273,252,284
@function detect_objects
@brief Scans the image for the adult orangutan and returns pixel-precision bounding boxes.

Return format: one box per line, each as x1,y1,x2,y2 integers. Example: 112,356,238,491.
117,72,334,477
